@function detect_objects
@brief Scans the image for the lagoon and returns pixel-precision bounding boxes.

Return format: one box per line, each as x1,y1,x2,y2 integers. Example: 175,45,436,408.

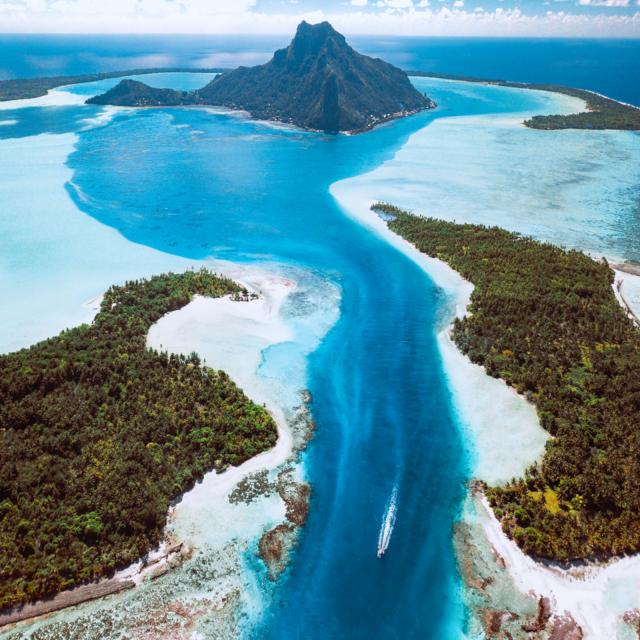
1,71,639,638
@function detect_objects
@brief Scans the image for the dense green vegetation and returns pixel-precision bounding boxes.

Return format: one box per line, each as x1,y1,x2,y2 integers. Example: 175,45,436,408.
522,86,640,131
88,21,435,133
374,203,640,562
408,71,640,131
0,68,220,102
87,79,200,107
0,270,277,609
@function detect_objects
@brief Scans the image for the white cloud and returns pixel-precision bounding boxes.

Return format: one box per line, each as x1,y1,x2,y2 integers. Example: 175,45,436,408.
0,0,639,36
378,0,414,7
577,0,629,5
351,0,368,6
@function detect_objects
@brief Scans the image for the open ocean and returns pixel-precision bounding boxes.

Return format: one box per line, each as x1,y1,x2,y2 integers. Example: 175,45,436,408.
0,36,639,639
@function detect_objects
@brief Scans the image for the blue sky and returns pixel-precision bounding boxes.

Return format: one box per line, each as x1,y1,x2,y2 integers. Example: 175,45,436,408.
0,0,638,36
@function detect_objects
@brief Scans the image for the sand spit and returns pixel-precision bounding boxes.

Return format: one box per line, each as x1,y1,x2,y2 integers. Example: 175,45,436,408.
148,270,296,543
0,89,87,111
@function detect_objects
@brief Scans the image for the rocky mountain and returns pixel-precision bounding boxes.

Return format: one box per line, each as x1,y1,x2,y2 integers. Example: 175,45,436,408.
87,21,435,133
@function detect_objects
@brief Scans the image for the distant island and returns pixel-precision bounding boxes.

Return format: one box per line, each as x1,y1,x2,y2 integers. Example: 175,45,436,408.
523,88,640,131
374,203,640,562
86,21,436,134
0,270,277,612
3,54,637,133
0,67,220,103
409,71,640,131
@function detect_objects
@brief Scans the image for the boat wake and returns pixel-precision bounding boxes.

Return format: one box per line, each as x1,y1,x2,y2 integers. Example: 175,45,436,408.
377,485,398,559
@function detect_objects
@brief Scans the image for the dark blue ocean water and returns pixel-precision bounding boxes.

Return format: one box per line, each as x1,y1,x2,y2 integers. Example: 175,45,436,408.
1,34,639,106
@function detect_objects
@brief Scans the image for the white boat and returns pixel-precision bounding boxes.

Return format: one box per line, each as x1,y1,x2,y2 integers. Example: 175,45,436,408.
377,486,398,558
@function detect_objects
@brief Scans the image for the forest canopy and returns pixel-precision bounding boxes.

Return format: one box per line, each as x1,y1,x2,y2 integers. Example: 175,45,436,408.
0,270,277,610
374,203,640,562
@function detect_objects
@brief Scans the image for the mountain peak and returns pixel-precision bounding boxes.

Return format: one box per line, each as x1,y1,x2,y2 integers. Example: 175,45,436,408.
294,20,340,38
87,22,435,133
285,21,347,61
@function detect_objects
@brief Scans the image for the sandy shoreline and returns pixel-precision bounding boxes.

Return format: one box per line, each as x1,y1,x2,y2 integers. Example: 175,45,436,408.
1,266,301,632
0,88,88,111
329,187,640,638
613,267,640,326
148,269,298,550
330,186,549,486
475,493,640,638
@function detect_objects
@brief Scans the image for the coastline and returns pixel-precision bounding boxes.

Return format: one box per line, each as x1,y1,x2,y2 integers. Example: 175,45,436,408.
612,266,640,326
408,71,640,130
473,490,640,639
148,270,297,550
329,191,640,639
0,87,88,110
1,267,314,634
0,68,222,103
0,541,189,628
329,186,549,486
79,98,435,135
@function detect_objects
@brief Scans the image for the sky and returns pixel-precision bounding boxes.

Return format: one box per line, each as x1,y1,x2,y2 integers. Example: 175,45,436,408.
0,0,639,37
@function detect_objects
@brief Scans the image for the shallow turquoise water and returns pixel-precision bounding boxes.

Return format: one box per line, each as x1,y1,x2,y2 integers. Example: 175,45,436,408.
1,74,639,638
335,82,640,263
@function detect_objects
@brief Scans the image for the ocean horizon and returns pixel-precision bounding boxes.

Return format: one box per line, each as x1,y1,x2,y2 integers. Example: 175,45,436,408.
1,35,639,106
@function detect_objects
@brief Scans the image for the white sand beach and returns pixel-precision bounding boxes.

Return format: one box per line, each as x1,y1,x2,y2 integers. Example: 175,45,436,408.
0,88,88,111
330,187,549,486
613,268,640,325
475,494,640,639
147,269,297,549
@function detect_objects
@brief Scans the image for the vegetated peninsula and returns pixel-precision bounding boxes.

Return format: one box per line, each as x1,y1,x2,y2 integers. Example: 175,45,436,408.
0,270,277,611
523,89,640,131
373,203,640,562
409,71,640,131
0,68,220,103
86,21,435,133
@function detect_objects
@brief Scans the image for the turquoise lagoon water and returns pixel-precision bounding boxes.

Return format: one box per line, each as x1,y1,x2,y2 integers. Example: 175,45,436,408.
1,74,639,638
334,79,640,263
